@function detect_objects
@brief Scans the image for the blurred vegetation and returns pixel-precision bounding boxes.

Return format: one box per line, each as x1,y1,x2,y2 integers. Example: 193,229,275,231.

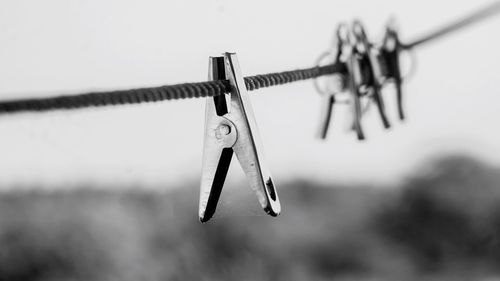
1,155,500,281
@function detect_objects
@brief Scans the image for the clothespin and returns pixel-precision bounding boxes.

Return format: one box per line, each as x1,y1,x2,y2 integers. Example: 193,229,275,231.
379,20,405,120
199,52,281,223
351,20,391,129
345,35,366,141
315,24,350,139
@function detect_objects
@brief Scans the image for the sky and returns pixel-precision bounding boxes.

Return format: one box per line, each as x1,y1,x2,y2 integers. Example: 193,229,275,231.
0,0,499,190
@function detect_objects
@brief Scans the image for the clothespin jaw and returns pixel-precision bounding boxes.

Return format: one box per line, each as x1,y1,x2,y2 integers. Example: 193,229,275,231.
199,53,281,223
351,20,391,129
315,24,349,139
380,21,405,120
317,94,336,139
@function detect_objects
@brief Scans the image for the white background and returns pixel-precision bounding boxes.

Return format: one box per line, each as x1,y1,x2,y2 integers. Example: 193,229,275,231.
0,0,499,190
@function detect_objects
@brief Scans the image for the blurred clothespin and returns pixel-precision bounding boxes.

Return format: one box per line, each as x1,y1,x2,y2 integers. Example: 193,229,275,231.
345,36,366,141
314,24,350,139
378,19,407,120
199,53,281,223
351,20,392,130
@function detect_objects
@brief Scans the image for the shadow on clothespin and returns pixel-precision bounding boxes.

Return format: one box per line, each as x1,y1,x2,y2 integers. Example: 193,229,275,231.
199,52,281,223
351,20,392,130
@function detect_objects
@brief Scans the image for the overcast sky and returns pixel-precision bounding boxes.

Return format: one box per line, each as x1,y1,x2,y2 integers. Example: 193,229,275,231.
0,0,499,190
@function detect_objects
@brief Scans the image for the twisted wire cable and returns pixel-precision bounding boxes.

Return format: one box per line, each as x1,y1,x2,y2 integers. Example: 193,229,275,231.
403,1,500,49
1,0,499,114
0,63,346,114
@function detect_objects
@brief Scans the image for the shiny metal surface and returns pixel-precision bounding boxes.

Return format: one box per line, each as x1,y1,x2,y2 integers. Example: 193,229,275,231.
199,53,281,222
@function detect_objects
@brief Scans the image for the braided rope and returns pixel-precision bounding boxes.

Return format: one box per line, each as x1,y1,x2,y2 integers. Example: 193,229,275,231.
0,62,346,114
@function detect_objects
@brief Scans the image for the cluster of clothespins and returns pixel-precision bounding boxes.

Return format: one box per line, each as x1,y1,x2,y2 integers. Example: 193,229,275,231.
0,1,498,222
199,20,413,222
314,20,413,141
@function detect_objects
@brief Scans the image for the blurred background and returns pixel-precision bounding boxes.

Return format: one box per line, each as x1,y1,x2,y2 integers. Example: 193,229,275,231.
1,0,500,280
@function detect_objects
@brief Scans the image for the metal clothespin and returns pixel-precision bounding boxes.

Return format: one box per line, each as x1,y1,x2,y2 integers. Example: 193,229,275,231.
199,52,281,223
315,24,350,139
345,36,366,141
379,20,405,120
351,20,391,129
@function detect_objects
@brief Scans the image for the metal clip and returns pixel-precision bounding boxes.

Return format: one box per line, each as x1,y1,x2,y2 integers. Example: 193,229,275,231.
315,24,350,139
380,21,405,120
199,53,281,223
345,41,366,141
352,20,391,129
